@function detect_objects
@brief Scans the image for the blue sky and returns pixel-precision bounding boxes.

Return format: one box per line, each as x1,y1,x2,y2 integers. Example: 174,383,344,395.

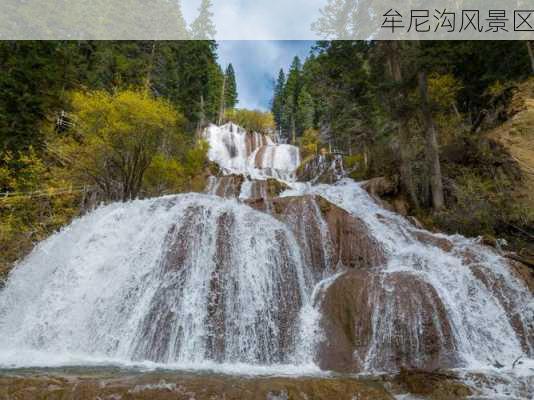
217,41,314,111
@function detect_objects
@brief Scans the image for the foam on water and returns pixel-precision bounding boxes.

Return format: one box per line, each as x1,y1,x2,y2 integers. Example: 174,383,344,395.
0,347,323,376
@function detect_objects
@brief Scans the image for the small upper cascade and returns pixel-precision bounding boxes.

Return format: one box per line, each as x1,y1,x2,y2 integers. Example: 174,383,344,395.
202,123,300,181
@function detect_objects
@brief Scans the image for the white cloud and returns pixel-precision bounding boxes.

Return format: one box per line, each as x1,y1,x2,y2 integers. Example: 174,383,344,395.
184,0,324,39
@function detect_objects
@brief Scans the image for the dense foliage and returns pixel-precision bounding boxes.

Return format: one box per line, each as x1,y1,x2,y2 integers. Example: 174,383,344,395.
223,109,275,134
51,90,204,201
0,40,227,155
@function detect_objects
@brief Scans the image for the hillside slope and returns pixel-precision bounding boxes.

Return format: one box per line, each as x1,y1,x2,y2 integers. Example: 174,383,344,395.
487,80,534,210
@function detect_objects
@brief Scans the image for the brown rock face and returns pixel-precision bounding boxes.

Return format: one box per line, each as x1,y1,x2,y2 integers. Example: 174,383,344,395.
509,258,534,293
360,177,397,198
314,270,375,372
0,368,485,400
391,369,473,400
317,196,386,270
132,204,207,362
207,175,245,198
205,211,235,360
315,270,459,373
125,193,534,373
245,194,469,375
247,178,289,200
411,230,454,252
360,176,411,216
245,131,268,156
206,176,288,201
246,195,386,280
253,145,267,168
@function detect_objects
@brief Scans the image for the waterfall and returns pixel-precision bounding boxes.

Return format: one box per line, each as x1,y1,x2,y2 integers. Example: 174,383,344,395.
203,123,299,182
0,122,532,382
0,194,316,368
284,179,534,371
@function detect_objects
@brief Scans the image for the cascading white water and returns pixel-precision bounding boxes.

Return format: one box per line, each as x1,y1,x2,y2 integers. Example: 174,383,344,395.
282,180,534,370
0,194,316,369
0,121,532,393
203,123,300,182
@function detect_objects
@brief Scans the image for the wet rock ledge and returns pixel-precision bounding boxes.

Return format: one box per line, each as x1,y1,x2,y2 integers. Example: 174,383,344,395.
0,368,476,400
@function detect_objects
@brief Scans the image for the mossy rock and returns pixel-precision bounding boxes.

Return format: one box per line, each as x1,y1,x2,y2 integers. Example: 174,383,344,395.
391,369,473,400
315,195,332,214
206,161,221,177
265,178,289,197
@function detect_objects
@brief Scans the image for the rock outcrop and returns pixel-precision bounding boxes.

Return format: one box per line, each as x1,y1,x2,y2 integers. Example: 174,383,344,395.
0,369,481,400
246,195,386,279
360,176,410,217
245,192,533,373
315,270,459,373
205,175,289,200
205,174,245,198
160,202,303,363
246,178,289,200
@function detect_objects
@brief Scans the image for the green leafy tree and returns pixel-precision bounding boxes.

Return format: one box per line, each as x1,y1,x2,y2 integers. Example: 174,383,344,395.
301,41,373,153
300,128,320,158
54,89,185,201
150,41,223,127
224,109,275,134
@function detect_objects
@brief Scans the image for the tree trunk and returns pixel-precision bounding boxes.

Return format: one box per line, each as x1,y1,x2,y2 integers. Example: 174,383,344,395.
218,73,226,125
291,116,296,144
527,41,534,74
363,142,369,172
197,94,206,137
386,41,419,209
418,70,445,210
144,42,157,93
398,122,419,210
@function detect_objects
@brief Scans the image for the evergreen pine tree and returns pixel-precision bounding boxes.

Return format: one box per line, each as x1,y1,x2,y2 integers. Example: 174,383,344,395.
296,87,314,133
285,56,302,103
281,93,295,143
283,56,302,142
0,42,68,153
271,69,286,134
190,0,216,39
224,64,238,109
